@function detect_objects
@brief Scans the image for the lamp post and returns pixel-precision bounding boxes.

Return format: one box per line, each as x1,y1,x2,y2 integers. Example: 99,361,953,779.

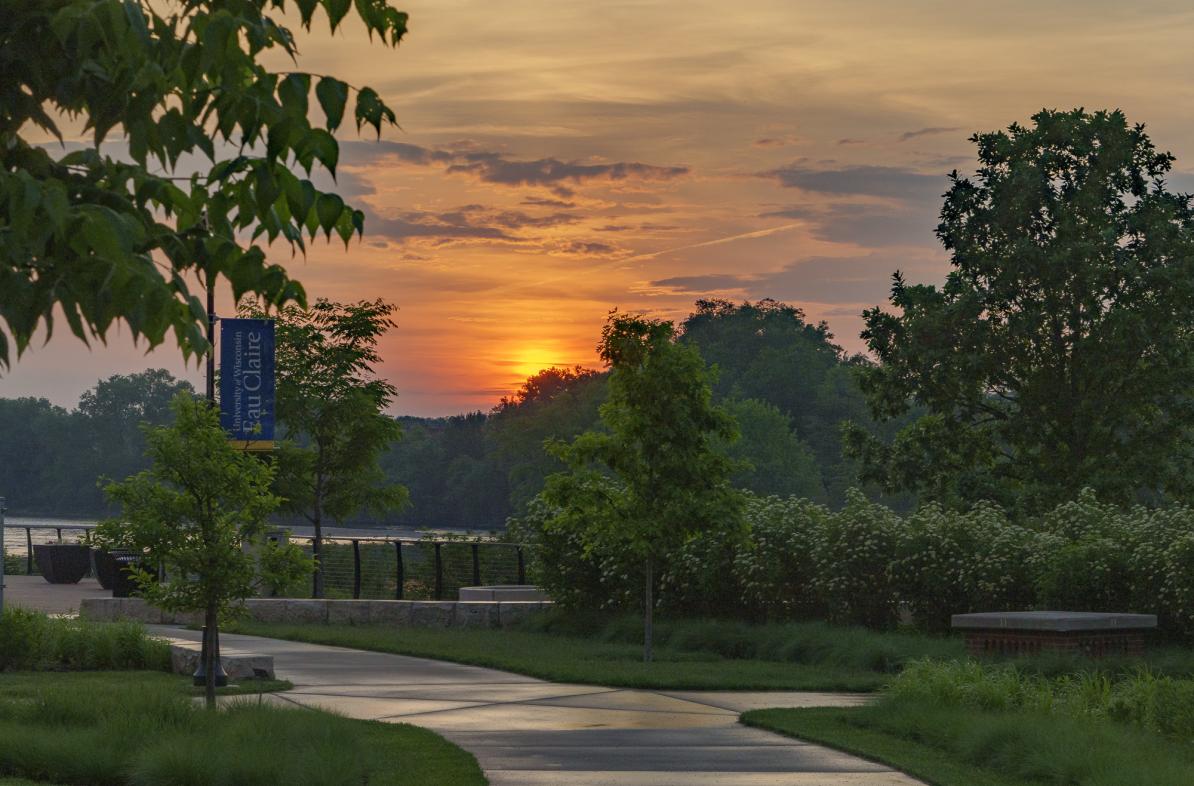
192,272,227,687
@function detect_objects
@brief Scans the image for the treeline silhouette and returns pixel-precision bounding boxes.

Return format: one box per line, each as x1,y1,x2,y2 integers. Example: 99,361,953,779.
0,300,912,524
380,300,915,531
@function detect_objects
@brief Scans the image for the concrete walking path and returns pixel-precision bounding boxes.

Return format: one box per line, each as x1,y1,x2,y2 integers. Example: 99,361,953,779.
150,625,922,786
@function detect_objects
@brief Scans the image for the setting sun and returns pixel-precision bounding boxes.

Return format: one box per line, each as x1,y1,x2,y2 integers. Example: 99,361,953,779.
508,344,572,383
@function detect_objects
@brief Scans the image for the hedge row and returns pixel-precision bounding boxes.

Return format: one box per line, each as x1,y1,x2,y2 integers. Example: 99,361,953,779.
517,489,1194,637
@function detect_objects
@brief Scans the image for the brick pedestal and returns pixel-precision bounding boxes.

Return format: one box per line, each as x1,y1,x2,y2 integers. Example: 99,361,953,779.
952,611,1156,659
963,629,1146,658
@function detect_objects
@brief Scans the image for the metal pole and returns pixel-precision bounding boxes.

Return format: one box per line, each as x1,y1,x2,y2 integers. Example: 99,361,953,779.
25,528,32,574
434,543,443,600
352,540,362,599
516,546,526,585
394,541,404,600
206,271,216,405
470,543,480,587
0,497,7,614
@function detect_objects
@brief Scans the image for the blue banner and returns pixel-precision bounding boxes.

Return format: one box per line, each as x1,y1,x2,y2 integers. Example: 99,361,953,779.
219,318,275,447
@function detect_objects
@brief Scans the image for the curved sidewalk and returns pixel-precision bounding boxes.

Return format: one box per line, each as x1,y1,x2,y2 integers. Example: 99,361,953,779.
151,626,922,786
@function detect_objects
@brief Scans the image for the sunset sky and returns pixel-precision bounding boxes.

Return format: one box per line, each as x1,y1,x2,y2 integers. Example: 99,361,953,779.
6,0,1194,416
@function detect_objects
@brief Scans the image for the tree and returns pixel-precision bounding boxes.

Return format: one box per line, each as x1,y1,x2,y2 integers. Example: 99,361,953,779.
541,313,744,661
847,109,1194,512
0,0,406,368
678,299,887,505
251,298,407,597
720,398,826,501
77,369,194,507
96,393,308,707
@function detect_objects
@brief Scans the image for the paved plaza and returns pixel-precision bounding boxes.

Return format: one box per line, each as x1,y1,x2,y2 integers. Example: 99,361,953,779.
3,575,109,614
153,626,922,786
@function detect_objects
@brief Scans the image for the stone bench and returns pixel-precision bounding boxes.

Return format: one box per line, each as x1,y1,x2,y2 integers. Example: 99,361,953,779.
459,585,549,602
168,642,276,680
951,611,1157,657
81,597,552,629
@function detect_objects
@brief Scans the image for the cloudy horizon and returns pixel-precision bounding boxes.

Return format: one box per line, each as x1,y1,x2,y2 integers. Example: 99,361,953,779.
4,0,1194,416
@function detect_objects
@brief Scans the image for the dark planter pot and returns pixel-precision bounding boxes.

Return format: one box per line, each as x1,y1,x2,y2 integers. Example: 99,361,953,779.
33,544,91,584
110,554,154,598
93,549,135,591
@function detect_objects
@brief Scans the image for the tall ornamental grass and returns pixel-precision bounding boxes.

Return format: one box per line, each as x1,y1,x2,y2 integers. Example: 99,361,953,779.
0,608,170,672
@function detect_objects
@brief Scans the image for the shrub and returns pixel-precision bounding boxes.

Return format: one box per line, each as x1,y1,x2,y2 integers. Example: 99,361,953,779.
0,609,169,672
813,490,901,629
732,496,828,621
515,484,1194,639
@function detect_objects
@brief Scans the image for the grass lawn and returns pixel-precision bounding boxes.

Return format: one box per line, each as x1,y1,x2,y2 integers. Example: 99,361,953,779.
230,621,895,690
0,671,292,698
0,672,485,786
744,701,1194,786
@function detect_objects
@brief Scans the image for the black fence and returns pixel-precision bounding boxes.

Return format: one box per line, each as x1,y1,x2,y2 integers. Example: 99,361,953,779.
2,525,529,601
293,536,528,600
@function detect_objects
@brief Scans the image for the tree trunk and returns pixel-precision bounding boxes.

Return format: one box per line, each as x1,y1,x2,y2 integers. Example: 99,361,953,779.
311,496,324,599
643,554,654,663
203,601,218,709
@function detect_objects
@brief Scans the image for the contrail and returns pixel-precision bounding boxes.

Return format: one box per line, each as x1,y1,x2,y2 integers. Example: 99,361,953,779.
621,222,804,263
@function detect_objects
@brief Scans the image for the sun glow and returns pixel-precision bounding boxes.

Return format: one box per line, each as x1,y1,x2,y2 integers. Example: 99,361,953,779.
508,345,569,383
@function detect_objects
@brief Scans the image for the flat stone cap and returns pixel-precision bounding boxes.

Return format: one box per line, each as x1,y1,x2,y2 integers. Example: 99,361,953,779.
951,611,1157,632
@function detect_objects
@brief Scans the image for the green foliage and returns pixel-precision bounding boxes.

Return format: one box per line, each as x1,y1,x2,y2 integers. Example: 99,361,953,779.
0,673,486,786
523,486,1194,639
889,659,1194,742
0,608,169,672
851,108,1194,512
0,0,407,368
745,701,1194,786
719,398,826,501
230,621,906,692
248,298,407,597
893,502,1039,632
95,393,309,620
0,369,192,516
535,312,746,657
680,299,912,507
542,312,745,562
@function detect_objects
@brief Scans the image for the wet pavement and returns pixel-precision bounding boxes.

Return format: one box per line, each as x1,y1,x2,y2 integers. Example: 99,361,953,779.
150,626,923,786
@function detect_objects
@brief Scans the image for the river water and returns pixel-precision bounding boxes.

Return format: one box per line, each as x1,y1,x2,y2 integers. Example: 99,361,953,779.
1,515,453,558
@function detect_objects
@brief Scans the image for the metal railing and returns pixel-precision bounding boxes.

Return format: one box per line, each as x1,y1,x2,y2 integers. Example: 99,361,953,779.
290,535,528,600
2,525,529,601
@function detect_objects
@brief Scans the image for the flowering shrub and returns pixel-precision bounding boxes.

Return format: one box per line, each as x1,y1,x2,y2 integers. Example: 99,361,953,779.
892,501,1039,631
514,486,1194,639
732,496,828,620
813,490,901,629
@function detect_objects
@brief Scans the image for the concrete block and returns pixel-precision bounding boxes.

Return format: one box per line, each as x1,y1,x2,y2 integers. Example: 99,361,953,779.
454,601,499,628
497,601,546,628
165,609,203,626
244,598,287,623
79,597,113,621
368,600,413,625
284,599,328,624
122,598,164,623
170,644,276,680
410,601,455,627
327,600,372,625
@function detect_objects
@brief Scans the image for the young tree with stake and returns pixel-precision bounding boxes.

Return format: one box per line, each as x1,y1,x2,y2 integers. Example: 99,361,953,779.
541,313,744,661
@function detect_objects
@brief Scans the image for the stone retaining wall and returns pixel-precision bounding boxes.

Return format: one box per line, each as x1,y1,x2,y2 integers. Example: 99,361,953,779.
79,597,552,629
